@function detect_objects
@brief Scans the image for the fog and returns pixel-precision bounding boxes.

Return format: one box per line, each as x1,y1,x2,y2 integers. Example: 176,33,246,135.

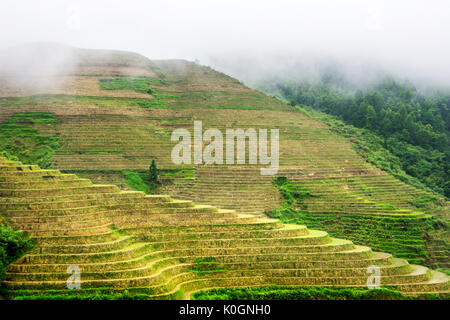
1,0,450,88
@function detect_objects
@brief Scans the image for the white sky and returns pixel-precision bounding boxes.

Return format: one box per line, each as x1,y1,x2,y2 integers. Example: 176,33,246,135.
1,0,449,85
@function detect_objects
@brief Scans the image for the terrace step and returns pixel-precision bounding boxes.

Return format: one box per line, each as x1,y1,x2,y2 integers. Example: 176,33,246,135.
0,185,121,197
36,236,132,254
0,179,93,189
24,223,114,237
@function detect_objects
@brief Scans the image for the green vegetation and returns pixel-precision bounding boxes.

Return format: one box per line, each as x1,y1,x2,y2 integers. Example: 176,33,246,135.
11,290,150,300
267,77,449,198
161,168,195,179
207,105,264,110
280,212,438,265
269,176,444,265
0,219,33,281
152,93,180,99
135,99,168,109
98,76,172,108
12,286,445,300
408,195,441,209
437,268,450,276
190,257,225,276
99,76,167,93
192,286,444,300
0,112,60,168
124,170,157,194
0,95,168,109
124,161,162,194
272,176,312,208
269,176,314,221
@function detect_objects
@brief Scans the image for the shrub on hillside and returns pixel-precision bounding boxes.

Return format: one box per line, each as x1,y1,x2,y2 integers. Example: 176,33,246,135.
192,286,414,300
0,220,33,280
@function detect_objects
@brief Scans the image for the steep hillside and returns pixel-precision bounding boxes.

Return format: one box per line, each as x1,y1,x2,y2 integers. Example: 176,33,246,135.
0,157,448,299
0,46,448,270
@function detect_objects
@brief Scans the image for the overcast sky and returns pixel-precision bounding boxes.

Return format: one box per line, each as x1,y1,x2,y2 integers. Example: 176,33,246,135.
1,0,449,86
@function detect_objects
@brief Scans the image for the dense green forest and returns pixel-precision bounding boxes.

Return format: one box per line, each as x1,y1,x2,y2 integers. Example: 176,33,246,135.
262,77,449,198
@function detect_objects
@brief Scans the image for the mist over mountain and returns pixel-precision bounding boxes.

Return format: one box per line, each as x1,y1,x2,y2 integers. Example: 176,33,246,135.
202,54,388,92
1,0,450,91
201,53,450,96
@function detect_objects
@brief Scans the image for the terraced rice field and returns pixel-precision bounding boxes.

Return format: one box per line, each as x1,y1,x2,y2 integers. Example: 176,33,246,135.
0,157,448,298
0,48,448,273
